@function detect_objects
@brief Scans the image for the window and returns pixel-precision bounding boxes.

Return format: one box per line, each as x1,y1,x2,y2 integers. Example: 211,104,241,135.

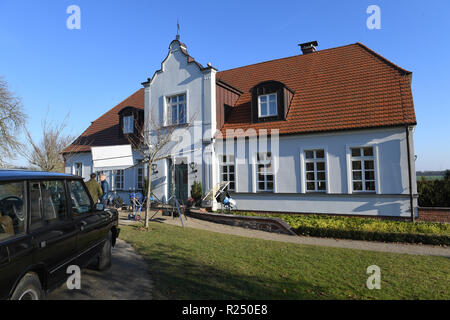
30,181,67,230
68,180,92,215
123,115,134,134
167,94,186,125
0,182,25,241
219,155,235,191
75,163,82,177
256,152,274,192
96,171,104,182
137,167,144,190
115,170,124,190
304,149,327,192
351,147,376,192
258,93,277,117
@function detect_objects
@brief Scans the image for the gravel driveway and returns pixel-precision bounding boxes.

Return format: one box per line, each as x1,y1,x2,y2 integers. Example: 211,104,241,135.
47,239,153,300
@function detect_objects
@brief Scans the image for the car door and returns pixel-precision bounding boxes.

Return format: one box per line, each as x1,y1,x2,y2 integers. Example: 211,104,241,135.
67,179,110,267
28,180,78,290
0,180,33,299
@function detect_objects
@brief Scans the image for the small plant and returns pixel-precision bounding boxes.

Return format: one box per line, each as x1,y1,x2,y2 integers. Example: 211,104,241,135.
190,181,203,206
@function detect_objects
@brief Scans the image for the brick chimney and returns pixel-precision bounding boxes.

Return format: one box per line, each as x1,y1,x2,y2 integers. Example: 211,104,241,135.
299,41,318,54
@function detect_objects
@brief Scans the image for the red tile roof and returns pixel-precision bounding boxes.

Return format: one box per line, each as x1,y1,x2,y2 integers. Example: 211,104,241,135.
62,88,145,153
216,42,416,137
64,42,416,153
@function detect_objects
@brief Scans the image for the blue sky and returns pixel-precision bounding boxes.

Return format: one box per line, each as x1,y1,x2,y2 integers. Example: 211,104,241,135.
0,0,449,171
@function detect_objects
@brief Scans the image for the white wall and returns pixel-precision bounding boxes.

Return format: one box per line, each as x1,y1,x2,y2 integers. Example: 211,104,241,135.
144,40,216,203
215,126,417,217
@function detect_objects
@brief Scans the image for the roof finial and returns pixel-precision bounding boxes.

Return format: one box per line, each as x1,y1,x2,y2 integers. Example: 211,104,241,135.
176,19,180,40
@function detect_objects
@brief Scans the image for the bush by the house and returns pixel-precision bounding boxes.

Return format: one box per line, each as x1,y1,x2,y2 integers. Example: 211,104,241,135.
232,212,450,245
417,170,450,207
190,181,203,206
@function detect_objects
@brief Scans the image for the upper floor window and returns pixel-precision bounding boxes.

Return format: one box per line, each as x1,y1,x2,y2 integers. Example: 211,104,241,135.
167,94,186,125
123,115,134,134
256,152,274,192
219,155,235,191
258,93,277,118
351,147,376,192
304,149,327,192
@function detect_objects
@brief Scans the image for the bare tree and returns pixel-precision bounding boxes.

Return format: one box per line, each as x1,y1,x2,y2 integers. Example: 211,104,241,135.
0,77,26,167
20,113,76,172
128,110,195,229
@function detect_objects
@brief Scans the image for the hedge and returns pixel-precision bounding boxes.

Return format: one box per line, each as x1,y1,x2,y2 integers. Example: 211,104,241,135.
232,212,450,245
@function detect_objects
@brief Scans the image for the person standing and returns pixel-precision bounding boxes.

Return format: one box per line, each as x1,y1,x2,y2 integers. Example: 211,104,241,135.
100,174,109,207
85,173,103,204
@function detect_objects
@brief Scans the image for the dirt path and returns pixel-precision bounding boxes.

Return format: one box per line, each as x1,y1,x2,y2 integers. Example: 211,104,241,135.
47,239,153,300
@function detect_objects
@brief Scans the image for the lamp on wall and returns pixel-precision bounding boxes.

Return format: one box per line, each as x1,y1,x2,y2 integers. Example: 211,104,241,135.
189,162,197,173
151,163,158,174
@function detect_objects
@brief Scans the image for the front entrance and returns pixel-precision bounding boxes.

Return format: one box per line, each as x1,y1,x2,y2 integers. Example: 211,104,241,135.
174,163,188,203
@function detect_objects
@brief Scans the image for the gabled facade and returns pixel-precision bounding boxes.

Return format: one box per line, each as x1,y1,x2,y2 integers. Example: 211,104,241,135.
64,38,418,217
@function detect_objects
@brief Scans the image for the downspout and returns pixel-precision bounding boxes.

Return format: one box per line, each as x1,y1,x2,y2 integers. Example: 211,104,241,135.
405,125,415,222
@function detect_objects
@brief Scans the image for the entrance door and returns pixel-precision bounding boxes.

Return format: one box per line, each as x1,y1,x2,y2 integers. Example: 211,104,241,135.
175,163,188,203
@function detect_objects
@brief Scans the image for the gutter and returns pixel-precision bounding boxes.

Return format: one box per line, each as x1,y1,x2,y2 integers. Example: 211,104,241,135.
405,125,415,222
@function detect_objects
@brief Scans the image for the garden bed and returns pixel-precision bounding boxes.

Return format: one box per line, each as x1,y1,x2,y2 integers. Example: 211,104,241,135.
229,212,450,245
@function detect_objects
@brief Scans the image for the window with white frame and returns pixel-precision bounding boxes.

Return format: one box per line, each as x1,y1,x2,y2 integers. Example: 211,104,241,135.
123,115,134,134
304,149,327,192
350,147,376,192
167,94,186,125
75,163,82,177
219,155,235,191
137,166,144,190
258,93,277,117
256,152,274,192
114,170,124,190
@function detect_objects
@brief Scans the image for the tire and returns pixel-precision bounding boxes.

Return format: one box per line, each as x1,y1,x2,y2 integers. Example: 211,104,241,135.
10,272,44,300
93,231,112,271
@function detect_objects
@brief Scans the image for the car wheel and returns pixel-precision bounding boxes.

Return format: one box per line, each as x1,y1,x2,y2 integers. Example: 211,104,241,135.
11,272,44,300
94,231,112,271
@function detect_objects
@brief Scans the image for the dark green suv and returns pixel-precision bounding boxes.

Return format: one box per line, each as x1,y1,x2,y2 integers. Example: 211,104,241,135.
0,170,120,300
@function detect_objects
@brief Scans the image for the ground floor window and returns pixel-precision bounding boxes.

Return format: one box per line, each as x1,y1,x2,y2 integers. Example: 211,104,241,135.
114,170,124,190
257,152,274,192
137,166,144,190
75,163,82,177
351,146,376,192
219,155,235,191
304,149,326,192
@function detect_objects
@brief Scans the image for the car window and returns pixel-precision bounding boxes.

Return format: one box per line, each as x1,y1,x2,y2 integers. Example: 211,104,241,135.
67,180,92,216
30,180,67,231
0,182,25,241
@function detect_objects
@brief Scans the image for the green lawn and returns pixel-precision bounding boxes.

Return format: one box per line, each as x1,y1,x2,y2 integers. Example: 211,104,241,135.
120,223,450,300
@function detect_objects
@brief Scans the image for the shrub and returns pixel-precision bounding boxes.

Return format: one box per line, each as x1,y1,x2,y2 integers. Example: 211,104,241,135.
190,181,203,206
232,212,450,245
417,170,450,207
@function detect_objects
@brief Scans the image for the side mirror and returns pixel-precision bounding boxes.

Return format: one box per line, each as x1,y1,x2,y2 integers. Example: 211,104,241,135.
95,203,105,211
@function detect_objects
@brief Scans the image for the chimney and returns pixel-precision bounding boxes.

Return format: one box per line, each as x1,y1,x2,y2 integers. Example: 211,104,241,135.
299,41,318,54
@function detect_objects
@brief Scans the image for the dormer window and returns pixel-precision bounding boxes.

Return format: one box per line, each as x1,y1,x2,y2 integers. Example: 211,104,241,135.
250,81,294,123
123,115,134,134
258,93,277,117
